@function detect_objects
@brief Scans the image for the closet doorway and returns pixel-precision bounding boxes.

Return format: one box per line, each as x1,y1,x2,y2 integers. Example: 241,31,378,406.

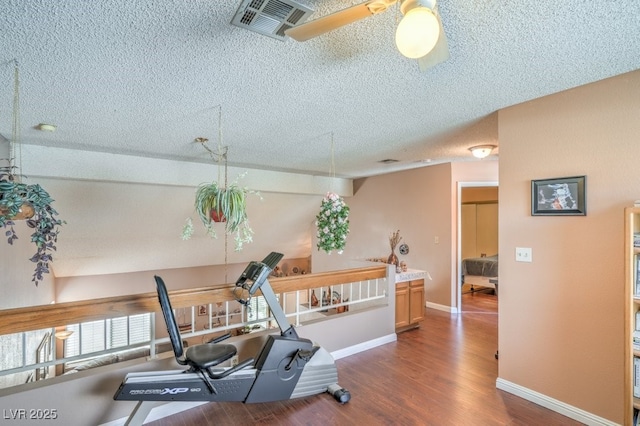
457,183,499,311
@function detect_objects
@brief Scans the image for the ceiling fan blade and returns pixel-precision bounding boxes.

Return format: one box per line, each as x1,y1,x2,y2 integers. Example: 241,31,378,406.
417,14,449,72
285,0,397,42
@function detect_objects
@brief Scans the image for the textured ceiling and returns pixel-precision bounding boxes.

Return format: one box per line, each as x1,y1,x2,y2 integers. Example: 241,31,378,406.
2,0,639,178
1,0,640,280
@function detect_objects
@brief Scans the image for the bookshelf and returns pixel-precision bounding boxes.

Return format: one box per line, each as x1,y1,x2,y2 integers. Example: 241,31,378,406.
625,207,640,425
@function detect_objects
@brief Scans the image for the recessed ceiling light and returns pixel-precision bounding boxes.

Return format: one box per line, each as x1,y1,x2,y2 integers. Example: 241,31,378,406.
36,123,57,132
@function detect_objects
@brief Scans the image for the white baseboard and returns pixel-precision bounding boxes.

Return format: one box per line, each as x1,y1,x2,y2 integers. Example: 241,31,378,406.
426,301,458,314
495,378,617,426
330,333,397,360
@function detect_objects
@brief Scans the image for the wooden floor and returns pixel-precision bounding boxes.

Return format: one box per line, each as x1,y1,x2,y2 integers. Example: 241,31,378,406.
148,292,580,425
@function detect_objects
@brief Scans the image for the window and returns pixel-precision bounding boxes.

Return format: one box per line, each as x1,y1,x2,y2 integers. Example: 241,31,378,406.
64,313,152,358
247,295,271,329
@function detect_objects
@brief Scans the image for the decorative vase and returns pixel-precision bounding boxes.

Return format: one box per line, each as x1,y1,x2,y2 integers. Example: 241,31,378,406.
388,251,399,266
388,229,402,267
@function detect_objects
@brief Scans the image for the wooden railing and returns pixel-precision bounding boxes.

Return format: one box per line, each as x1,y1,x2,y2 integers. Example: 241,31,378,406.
0,265,387,336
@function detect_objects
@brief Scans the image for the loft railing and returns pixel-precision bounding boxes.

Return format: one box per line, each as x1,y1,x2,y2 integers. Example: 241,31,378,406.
0,265,388,389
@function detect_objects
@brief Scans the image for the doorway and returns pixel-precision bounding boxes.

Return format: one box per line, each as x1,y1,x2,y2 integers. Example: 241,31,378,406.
456,182,498,311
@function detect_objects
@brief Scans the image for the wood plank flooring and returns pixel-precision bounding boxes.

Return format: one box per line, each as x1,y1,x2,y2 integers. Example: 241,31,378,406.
148,292,580,425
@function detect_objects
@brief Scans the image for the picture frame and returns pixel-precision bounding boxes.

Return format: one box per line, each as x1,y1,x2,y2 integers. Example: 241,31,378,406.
197,304,207,316
531,175,586,216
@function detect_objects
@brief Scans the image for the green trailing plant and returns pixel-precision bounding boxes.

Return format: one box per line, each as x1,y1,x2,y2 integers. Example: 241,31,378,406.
182,176,258,251
183,113,259,251
315,192,350,254
0,165,64,286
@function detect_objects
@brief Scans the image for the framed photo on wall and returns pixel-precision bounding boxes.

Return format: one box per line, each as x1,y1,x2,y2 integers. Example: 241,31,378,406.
531,175,586,216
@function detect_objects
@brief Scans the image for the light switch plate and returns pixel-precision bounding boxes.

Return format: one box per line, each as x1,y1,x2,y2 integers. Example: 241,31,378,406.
515,247,532,262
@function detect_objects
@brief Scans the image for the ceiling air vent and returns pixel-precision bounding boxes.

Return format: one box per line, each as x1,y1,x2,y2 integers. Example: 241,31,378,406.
231,0,314,41
379,159,400,164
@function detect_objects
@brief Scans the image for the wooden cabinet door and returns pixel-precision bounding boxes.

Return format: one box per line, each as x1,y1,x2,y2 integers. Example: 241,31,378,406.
476,203,498,257
395,282,410,329
409,279,425,324
461,204,478,259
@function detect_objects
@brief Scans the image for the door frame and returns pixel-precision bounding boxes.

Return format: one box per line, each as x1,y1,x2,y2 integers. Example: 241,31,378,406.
455,181,499,312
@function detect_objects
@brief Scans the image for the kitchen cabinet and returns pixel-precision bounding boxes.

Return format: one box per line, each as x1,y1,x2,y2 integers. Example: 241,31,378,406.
395,274,425,332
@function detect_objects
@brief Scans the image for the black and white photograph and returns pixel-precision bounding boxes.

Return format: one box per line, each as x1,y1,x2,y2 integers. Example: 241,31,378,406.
532,176,586,216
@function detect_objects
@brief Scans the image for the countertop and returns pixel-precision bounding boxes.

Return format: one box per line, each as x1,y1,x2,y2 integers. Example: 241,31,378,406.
395,269,427,283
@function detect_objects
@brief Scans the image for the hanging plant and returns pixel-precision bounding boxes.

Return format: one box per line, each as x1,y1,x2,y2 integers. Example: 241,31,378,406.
315,192,350,254
182,175,259,251
182,110,260,251
0,167,64,286
0,61,64,286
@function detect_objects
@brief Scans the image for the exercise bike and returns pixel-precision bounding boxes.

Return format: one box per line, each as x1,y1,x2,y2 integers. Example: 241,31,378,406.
114,252,350,424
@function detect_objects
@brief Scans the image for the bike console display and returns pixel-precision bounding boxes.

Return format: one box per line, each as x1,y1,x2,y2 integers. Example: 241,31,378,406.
235,252,284,296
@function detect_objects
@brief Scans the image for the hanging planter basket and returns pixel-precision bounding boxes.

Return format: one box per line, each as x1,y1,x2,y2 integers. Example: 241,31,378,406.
315,192,350,254
0,172,65,286
182,178,258,251
0,61,65,286
210,208,226,223
181,111,258,251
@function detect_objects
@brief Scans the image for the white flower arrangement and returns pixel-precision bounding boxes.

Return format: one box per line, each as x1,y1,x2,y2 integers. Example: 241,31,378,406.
315,192,350,254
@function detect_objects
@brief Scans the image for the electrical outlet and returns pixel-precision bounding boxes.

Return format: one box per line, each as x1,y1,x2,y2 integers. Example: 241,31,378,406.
515,247,532,262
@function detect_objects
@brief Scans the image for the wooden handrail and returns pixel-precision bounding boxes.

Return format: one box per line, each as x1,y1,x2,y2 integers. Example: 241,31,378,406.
0,265,387,335
269,265,387,293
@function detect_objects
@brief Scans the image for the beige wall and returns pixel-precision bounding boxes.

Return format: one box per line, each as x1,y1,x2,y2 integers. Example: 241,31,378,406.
0,220,55,309
498,69,640,423
54,257,311,302
317,161,498,308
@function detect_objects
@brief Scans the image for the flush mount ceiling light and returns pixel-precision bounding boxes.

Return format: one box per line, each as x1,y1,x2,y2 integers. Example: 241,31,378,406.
395,0,440,59
36,123,57,132
469,145,497,159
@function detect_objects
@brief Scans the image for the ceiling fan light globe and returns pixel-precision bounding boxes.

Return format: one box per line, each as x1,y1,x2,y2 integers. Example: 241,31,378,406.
395,7,440,59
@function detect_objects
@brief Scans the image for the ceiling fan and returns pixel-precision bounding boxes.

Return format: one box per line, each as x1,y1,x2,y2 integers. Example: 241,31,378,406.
285,0,449,71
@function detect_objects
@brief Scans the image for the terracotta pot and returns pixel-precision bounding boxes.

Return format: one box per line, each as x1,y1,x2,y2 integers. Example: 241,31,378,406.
210,209,226,223
0,201,35,220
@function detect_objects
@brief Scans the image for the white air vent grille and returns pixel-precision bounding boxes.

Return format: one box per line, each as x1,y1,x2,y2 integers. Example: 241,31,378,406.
275,24,292,38
240,9,257,25
263,0,292,19
231,0,314,41
287,8,307,25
